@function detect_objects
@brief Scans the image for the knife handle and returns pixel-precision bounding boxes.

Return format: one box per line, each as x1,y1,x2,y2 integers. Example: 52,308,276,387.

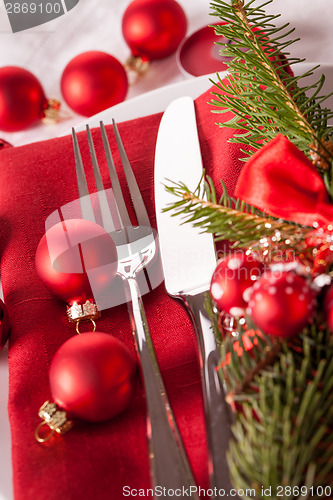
126,277,199,498
182,290,236,499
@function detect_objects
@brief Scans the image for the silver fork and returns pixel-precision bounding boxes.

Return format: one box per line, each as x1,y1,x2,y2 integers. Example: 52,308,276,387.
72,121,199,498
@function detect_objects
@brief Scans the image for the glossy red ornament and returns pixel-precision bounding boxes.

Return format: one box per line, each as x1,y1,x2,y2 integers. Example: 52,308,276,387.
305,224,333,274
49,332,137,422
122,0,187,61
35,219,118,305
0,299,10,350
313,243,333,274
177,23,230,77
0,66,48,132
210,254,264,316
218,312,239,339
248,271,316,337
61,51,128,117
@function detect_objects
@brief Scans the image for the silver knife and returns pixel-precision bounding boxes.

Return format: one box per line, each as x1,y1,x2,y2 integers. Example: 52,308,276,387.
154,96,234,498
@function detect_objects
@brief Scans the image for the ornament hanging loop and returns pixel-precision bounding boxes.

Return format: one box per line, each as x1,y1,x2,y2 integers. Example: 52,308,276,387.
75,318,97,335
34,421,55,443
35,401,73,443
67,300,100,334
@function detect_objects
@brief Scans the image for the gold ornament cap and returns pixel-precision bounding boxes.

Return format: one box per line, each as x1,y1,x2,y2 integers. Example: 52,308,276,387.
125,55,150,85
125,54,150,75
35,401,73,442
41,98,61,125
67,300,100,323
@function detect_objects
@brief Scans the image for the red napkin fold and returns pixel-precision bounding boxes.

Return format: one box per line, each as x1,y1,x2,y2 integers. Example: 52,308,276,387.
0,85,246,500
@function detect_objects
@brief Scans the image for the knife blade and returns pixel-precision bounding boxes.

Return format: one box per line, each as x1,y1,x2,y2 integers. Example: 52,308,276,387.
154,96,234,498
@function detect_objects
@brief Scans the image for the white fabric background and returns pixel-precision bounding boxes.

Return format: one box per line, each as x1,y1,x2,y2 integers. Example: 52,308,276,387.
0,1,332,499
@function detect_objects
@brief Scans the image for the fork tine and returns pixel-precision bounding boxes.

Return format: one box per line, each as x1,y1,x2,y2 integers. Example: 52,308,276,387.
72,128,96,223
99,121,132,229
86,125,116,233
112,119,151,228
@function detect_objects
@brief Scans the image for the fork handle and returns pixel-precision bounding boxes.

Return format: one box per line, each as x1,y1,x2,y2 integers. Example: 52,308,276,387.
126,277,199,498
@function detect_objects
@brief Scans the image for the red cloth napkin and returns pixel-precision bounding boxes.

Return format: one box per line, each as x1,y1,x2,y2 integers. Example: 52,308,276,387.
0,85,246,500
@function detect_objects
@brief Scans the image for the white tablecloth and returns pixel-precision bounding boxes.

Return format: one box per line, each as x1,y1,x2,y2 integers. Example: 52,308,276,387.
0,1,332,499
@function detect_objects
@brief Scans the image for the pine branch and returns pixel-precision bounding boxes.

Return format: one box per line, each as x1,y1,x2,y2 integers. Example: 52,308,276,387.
209,0,333,175
225,337,282,405
164,180,313,258
226,328,333,498
215,0,314,137
205,293,333,497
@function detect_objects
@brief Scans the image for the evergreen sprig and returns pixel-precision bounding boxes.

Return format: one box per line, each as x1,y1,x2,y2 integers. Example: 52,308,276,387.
164,179,312,258
205,295,333,498
226,327,333,499
209,0,333,177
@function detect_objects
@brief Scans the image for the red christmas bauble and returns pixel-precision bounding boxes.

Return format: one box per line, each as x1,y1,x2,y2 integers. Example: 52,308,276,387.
0,66,47,132
210,254,264,316
248,271,315,337
0,299,10,350
305,225,333,274
122,0,187,61
61,51,128,117
218,312,239,339
313,243,333,274
35,219,118,305
49,332,137,422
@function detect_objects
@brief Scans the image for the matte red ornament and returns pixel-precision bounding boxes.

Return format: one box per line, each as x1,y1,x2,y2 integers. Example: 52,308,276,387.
0,66,48,132
248,271,316,337
35,219,118,305
49,332,137,422
0,299,10,350
210,254,264,316
122,0,187,61
61,51,128,117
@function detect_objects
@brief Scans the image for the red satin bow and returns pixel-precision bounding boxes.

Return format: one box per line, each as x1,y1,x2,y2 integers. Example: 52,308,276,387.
234,134,333,227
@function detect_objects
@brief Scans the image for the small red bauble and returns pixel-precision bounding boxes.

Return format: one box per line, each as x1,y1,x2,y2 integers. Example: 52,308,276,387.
312,243,333,275
0,299,10,350
305,225,333,274
218,312,239,339
35,219,118,305
248,271,315,337
210,254,264,316
122,0,187,61
0,66,47,132
49,332,137,422
61,51,128,117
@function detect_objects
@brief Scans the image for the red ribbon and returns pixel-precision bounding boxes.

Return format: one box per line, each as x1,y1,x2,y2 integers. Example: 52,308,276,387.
234,134,333,227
